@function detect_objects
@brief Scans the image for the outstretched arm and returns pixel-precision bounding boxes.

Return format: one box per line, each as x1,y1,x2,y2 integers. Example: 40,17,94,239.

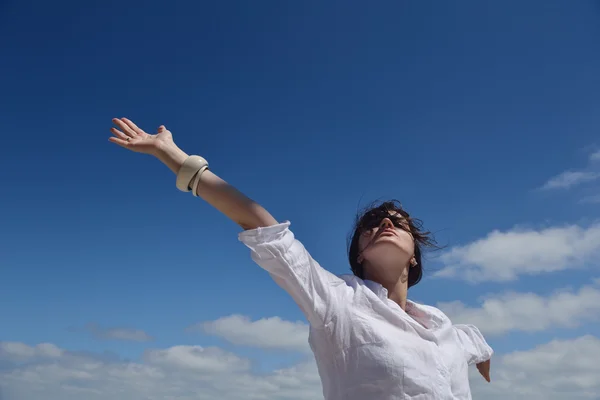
109,118,278,230
109,117,348,328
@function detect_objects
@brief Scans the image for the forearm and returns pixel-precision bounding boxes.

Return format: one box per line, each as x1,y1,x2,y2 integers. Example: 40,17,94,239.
155,142,278,230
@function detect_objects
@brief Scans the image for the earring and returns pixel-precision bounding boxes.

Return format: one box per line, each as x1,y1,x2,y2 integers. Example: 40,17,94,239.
410,257,417,268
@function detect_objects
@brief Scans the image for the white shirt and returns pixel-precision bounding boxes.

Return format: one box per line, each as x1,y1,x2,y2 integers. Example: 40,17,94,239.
239,222,493,400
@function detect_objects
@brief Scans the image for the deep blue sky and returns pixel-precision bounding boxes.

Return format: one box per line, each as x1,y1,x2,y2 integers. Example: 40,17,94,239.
1,0,599,370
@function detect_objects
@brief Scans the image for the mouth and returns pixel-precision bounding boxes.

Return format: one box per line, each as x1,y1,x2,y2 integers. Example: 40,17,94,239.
378,229,397,237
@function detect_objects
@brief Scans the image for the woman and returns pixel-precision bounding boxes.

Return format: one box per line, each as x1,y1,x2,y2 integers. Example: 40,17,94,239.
109,117,493,400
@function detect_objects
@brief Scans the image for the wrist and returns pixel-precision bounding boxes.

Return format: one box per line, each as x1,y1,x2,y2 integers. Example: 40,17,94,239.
155,141,188,174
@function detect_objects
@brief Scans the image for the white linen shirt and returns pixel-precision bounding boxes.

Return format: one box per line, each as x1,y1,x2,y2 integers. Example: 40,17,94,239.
239,222,493,400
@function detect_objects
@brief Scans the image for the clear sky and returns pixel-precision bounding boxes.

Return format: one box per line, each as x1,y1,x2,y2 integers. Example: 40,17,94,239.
1,1,600,399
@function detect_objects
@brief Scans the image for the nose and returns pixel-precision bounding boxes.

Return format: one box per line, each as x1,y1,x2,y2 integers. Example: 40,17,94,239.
379,218,394,230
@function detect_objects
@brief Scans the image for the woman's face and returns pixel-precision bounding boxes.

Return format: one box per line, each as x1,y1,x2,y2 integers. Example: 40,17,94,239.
357,211,415,279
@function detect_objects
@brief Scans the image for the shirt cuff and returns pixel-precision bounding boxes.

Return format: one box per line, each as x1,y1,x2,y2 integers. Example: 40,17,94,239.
466,324,494,364
238,221,293,260
238,221,291,243
455,324,494,365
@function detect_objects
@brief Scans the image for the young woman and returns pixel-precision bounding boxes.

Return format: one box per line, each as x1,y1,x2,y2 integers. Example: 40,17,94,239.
109,117,493,400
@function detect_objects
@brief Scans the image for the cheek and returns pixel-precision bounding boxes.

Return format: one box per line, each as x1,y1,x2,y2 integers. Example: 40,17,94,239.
397,230,415,251
357,233,371,253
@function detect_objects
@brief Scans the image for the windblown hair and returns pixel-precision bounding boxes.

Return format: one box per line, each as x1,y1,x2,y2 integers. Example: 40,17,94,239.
347,200,438,288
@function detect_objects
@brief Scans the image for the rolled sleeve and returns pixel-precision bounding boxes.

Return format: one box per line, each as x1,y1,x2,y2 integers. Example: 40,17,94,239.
239,221,347,327
453,324,494,365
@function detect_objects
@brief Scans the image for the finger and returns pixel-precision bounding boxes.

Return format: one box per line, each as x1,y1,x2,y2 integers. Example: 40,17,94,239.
108,136,130,148
158,125,166,132
110,127,129,140
112,118,137,137
121,117,145,135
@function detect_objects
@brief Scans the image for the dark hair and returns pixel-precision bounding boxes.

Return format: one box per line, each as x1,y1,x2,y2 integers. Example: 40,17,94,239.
347,200,438,288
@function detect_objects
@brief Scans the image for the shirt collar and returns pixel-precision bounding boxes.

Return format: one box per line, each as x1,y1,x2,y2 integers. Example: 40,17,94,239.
338,274,449,330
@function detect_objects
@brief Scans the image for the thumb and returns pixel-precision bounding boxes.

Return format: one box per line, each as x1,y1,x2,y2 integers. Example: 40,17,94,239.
158,125,167,132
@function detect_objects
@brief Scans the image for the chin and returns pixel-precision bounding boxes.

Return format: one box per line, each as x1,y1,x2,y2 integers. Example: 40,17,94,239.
371,239,413,259
366,260,406,284
366,244,412,268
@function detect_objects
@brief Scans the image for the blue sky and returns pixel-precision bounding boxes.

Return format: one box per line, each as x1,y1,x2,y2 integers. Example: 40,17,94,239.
1,1,600,399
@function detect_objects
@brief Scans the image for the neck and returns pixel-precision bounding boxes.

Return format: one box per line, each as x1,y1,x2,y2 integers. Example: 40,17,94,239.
365,266,410,310
386,278,409,310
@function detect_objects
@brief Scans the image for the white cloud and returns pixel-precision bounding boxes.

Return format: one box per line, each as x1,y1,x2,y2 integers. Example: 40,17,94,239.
83,323,153,342
438,281,600,336
541,171,600,190
0,341,321,400
0,342,63,361
190,315,310,353
470,336,600,400
2,336,599,400
144,345,250,373
436,223,600,282
539,148,600,191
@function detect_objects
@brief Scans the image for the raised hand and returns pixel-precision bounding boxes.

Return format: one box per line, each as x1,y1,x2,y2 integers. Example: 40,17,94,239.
476,359,491,382
109,118,173,155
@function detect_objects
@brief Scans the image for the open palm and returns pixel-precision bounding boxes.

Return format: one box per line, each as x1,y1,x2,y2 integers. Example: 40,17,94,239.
109,118,173,155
